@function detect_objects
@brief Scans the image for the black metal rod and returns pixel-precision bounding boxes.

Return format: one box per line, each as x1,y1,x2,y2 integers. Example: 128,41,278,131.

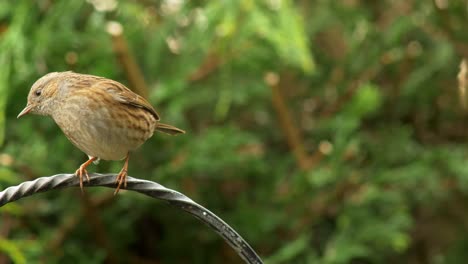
0,173,263,264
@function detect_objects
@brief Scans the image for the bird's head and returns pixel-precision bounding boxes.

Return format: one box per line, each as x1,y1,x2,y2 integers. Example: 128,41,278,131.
17,72,66,118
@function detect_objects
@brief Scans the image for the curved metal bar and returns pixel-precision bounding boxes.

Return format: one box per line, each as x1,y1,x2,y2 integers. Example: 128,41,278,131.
0,173,263,264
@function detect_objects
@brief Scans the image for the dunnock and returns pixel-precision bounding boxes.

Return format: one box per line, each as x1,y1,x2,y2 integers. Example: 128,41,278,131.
17,71,185,194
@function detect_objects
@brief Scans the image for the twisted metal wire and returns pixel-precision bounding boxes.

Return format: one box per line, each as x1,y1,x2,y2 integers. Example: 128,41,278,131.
0,173,263,264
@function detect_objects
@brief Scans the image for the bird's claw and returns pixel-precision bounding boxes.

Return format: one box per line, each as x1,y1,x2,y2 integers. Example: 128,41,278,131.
114,169,128,195
75,166,90,193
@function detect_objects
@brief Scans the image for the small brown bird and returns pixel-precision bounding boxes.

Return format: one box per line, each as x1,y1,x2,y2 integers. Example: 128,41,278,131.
17,71,184,194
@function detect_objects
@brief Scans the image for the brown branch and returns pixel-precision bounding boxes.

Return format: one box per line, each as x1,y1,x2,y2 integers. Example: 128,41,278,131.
187,51,223,82
265,72,313,170
458,59,467,109
187,42,255,83
0,23,8,35
320,66,379,118
106,21,149,98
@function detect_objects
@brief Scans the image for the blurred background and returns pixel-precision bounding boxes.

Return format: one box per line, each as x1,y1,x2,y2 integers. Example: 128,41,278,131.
1,0,468,263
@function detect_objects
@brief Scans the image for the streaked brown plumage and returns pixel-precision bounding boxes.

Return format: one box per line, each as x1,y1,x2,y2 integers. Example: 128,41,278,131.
17,71,185,194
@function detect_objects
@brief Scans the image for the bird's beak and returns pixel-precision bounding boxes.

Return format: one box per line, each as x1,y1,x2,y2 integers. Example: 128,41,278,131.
17,104,33,118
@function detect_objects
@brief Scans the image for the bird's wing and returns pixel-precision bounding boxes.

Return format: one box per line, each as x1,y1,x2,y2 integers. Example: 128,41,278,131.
91,79,160,121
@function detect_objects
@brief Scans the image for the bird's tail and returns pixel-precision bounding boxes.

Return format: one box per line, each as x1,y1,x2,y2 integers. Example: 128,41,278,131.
156,122,185,135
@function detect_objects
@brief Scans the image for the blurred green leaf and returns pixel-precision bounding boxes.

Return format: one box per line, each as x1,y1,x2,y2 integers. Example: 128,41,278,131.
0,239,26,264
345,83,382,118
265,234,310,264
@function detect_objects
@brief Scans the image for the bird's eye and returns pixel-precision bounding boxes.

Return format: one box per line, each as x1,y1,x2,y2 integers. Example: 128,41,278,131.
35,90,42,96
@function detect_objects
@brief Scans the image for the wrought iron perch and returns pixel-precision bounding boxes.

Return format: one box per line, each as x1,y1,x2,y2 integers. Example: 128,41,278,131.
0,173,263,264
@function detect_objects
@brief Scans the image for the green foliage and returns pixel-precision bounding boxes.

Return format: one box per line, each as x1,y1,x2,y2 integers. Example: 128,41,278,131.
1,0,468,263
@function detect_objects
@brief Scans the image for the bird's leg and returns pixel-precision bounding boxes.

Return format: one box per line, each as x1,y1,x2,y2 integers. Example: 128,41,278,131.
114,153,130,195
75,156,98,192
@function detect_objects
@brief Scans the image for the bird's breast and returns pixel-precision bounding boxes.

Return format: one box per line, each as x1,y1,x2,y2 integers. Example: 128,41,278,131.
52,94,156,160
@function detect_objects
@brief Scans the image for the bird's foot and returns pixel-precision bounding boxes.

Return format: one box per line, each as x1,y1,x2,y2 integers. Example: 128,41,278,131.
114,153,130,195
114,168,128,195
74,156,97,193
75,165,90,193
